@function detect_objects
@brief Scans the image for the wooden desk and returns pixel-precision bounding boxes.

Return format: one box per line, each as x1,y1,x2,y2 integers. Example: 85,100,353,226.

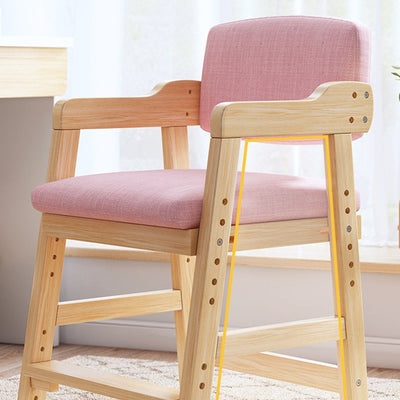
0,39,68,343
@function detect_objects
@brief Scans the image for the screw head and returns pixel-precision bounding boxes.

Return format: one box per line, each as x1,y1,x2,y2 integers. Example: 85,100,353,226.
364,91,369,98
347,225,352,232
363,116,368,123
217,238,223,246
356,378,362,386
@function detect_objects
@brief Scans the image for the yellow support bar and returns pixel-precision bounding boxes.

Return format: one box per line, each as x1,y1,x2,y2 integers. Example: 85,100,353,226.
215,135,347,400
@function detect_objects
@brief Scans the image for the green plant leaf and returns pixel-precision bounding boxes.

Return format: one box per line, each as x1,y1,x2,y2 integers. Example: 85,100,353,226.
392,72,400,78
393,65,400,69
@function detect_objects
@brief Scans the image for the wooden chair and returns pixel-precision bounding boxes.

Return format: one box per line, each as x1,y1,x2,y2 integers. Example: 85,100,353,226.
18,16,373,400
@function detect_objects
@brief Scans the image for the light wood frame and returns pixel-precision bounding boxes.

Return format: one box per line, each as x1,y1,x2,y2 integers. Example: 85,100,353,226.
18,79,373,400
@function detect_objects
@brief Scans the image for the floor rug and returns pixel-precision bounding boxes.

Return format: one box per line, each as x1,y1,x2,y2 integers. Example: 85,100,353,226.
2,355,399,399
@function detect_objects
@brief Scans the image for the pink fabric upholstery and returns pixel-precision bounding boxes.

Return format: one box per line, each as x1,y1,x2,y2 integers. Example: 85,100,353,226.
200,16,370,142
32,170,360,229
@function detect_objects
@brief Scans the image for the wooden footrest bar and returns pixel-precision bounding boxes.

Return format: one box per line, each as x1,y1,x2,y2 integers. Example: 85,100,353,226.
216,317,345,358
56,289,182,326
24,360,179,400
223,352,340,393
30,378,59,392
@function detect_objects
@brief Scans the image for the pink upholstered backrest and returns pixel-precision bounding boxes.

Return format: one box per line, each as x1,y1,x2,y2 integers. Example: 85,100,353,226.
200,16,371,138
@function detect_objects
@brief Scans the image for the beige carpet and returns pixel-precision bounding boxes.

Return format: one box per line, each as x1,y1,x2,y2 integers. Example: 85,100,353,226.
2,355,400,399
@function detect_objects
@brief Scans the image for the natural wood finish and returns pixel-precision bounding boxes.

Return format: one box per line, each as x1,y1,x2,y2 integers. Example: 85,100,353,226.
54,80,200,130
18,70,374,398
60,217,330,259
46,129,80,182
325,134,368,399
0,46,67,98
42,213,198,255
223,352,340,393
170,255,195,383
161,126,190,169
55,290,182,326
19,115,79,398
215,317,346,359
230,217,329,251
211,81,373,138
18,228,66,400
181,138,241,400
31,378,59,392
161,124,195,384
24,360,179,400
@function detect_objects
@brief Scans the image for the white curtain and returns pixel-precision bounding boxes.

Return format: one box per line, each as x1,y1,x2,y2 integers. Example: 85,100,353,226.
3,0,399,246
117,0,400,246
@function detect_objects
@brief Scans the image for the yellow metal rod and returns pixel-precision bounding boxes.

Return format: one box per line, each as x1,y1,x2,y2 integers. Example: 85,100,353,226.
215,135,347,400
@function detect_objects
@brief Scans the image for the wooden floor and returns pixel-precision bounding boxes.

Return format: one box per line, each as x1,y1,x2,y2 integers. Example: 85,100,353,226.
1,343,399,382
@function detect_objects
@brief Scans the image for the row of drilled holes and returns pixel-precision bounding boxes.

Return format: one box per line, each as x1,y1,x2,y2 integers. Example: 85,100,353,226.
36,237,60,370
199,197,229,391
344,190,355,287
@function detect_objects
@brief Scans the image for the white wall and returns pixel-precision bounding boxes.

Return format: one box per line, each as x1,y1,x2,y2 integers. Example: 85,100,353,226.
60,256,400,369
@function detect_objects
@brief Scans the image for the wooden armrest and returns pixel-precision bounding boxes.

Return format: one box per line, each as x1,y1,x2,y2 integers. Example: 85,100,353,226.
210,81,373,138
53,80,201,130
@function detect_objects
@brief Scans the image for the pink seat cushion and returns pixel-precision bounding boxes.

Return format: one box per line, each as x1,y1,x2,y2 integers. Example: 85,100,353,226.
32,170,360,229
200,16,370,142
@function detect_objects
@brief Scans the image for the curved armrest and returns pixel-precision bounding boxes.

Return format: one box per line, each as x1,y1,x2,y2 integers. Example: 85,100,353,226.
53,80,201,130
210,81,373,138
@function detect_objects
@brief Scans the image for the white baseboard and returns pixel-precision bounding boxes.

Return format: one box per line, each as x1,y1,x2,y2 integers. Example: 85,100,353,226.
60,320,178,352
60,319,400,370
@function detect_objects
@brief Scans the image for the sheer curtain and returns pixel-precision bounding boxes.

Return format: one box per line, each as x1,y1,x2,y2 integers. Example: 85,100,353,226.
116,0,400,246
3,0,398,245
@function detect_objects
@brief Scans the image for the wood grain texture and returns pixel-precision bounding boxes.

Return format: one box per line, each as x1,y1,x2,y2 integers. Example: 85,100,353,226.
211,81,373,138
56,290,182,326
0,46,67,98
30,378,59,392
161,126,190,170
54,80,200,130
181,138,241,400
42,214,199,255
24,360,179,400
60,217,329,258
215,317,346,359
223,352,340,393
18,228,66,400
170,255,195,383
325,134,368,400
161,123,195,384
231,217,330,251
46,129,80,182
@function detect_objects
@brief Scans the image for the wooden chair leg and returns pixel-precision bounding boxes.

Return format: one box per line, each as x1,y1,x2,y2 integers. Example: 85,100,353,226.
180,138,241,400
170,254,195,383
326,134,368,400
18,223,66,400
